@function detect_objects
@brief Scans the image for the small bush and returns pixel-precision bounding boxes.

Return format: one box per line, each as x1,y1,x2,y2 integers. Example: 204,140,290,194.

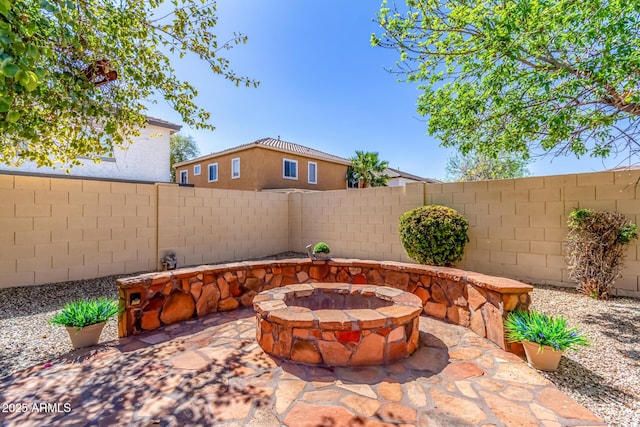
50,298,119,328
565,208,638,299
313,242,330,254
399,205,469,267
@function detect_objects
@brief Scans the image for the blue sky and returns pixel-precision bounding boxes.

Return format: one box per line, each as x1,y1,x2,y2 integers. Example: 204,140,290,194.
146,0,628,181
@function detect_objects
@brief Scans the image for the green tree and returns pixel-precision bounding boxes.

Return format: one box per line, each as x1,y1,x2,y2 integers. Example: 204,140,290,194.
446,150,531,182
0,0,257,169
372,0,640,161
348,150,390,188
170,133,199,182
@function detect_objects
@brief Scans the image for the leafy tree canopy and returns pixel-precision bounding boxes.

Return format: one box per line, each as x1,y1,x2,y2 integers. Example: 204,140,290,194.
0,0,257,169
373,0,640,162
348,150,390,188
169,132,199,182
446,150,531,182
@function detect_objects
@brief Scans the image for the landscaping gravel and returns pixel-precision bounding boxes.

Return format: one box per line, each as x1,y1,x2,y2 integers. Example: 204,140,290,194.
0,262,638,426
530,284,640,427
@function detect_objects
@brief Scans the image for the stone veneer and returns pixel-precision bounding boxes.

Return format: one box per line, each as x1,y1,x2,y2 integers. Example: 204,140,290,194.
116,258,533,353
254,283,422,366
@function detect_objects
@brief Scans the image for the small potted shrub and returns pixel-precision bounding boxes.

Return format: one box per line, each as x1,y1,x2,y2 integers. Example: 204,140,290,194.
50,298,119,349
504,310,588,371
309,242,331,260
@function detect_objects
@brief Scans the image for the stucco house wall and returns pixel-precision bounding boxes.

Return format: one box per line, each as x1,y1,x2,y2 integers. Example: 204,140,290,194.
0,120,180,183
176,139,350,191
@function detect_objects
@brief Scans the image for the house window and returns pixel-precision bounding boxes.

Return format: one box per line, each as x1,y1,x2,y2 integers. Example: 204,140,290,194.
283,159,298,179
208,163,218,182
308,162,317,184
179,170,188,184
232,157,240,179
194,165,201,175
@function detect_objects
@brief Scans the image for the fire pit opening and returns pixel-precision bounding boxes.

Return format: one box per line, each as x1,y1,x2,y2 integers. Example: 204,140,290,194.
254,283,422,367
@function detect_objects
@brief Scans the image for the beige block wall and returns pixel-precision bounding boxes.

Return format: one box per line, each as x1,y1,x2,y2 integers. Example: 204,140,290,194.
157,184,289,268
0,174,157,288
3,170,639,298
293,183,425,261
425,170,640,297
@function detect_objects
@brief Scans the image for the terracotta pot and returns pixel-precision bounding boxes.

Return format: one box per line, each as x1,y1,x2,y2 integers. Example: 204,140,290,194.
65,322,106,349
521,340,563,371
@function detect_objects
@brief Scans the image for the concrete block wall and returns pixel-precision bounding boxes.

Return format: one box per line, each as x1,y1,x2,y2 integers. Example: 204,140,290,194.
294,183,425,261
426,170,640,297
0,174,157,288
157,185,289,268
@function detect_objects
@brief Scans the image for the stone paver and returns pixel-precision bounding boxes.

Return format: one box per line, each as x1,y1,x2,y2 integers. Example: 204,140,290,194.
0,308,605,426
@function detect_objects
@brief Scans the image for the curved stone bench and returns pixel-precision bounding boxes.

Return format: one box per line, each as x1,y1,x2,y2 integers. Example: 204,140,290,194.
116,258,533,353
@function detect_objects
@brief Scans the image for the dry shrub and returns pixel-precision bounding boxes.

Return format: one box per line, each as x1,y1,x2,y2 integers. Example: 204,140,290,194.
565,208,638,299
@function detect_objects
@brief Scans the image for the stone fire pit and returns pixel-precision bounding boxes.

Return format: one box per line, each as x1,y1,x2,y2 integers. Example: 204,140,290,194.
253,283,422,366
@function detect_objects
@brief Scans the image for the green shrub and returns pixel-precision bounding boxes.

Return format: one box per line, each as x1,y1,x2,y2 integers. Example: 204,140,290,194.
50,298,119,328
504,310,588,352
313,242,331,254
566,208,638,299
398,205,469,267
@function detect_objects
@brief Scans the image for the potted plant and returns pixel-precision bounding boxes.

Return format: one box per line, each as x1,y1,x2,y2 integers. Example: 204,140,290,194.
50,297,119,349
504,309,588,371
306,242,331,260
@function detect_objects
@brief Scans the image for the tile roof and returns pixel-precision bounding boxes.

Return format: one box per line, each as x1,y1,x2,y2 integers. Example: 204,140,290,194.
174,137,352,167
145,116,182,132
385,167,441,183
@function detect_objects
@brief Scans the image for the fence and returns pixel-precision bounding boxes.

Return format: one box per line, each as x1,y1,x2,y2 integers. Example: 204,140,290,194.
1,169,638,297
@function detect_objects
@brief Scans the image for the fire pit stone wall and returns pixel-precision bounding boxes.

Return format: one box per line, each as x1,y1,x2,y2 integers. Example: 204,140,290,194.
116,258,533,353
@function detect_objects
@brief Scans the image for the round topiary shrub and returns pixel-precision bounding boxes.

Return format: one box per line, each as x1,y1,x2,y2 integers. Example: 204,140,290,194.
399,205,469,267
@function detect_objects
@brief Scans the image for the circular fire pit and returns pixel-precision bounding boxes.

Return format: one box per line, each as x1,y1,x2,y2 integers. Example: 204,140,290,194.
253,283,422,366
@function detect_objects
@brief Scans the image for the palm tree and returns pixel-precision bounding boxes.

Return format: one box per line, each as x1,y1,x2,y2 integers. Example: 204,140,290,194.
348,151,390,188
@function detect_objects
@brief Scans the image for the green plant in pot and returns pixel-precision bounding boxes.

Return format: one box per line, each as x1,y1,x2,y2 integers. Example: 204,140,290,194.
312,242,331,260
504,310,588,371
50,298,119,349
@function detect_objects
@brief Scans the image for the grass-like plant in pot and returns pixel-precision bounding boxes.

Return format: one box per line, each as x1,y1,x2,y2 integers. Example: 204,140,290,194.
50,298,119,349
504,309,588,371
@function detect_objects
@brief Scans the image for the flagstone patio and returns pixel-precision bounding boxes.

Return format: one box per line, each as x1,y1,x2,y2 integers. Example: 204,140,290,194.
0,308,604,426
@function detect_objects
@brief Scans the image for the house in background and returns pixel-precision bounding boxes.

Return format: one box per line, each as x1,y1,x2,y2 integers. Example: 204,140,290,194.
174,137,352,191
0,117,181,183
385,167,440,186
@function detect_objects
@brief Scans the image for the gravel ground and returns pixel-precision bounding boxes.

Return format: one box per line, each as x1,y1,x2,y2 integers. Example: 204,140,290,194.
0,261,638,426
529,284,640,427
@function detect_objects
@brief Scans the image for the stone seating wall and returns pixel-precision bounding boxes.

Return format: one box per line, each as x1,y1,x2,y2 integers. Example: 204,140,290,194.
116,258,533,353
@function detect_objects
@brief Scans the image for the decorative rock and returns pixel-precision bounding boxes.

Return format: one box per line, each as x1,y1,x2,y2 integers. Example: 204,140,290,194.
384,271,409,290
160,292,195,325
217,278,230,299
441,362,485,380
290,341,322,364
318,341,352,366
414,287,430,304
196,283,220,317
483,303,504,346
245,277,262,292
240,290,257,307
430,282,448,303
190,281,202,301
351,333,385,365
430,389,487,424
424,301,447,320
219,297,239,312
447,305,471,327
141,310,161,330
466,285,487,310
469,310,486,338
296,271,309,282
